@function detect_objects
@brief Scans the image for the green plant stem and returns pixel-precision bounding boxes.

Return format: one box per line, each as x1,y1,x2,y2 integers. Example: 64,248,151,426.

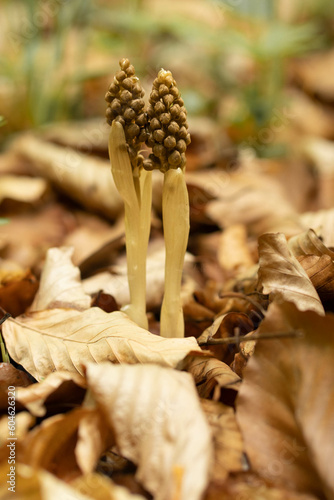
160,168,190,338
109,121,150,330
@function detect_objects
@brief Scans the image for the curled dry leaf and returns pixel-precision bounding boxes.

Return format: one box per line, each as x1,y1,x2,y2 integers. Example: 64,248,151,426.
236,301,334,499
257,233,324,315
2,308,201,381
178,352,241,401
0,268,39,317
16,371,86,417
288,228,334,260
11,134,123,219
200,399,244,482
85,363,213,500
298,254,334,307
30,247,91,312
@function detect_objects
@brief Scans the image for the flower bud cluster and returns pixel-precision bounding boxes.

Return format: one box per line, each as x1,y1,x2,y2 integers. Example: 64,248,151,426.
143,69,191,172
105,58,147,170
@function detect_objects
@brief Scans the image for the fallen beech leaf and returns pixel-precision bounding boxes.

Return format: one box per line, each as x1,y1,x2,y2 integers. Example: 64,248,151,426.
0,363,32,411
12,134,123,219
292,48,334,101
31,247,91,312
205,472,319,500
16,371,86,417
300,208,334,248
298,254,334,307
2,308,201,381
178,352,241,401
0,268,38,316
0,204,76,269
288,228,334,260
0,462,92,500
217,224,255,273
85,363,213,500
200,399,243,481
257,233,324,315
0,175,48,204
72,472,147,500
16,407,112,481
236,302,334,498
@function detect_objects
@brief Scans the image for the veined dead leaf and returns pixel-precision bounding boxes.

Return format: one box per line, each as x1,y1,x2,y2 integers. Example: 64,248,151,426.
30,247,91,312
178,352,241,401
85,363,213,500
298,254,334,307
2,308,201,381
288,228,334,260
236,302,334,499
257,233,324,315
200,399,244,482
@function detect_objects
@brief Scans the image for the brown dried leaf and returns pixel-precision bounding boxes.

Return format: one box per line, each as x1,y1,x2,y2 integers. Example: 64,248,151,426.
178,352,241,401
0,204,76,269
85,363,212,500
257,233,324,315
16,371,86,417
30,247,91,312
205,472,320,500
298,254,334,306
200,399,244,482
217,224,255,273
0,268,39,316
2,308,201,381
11,134,123,219
236,302,334,499
72,473,147,500
288,228,334,260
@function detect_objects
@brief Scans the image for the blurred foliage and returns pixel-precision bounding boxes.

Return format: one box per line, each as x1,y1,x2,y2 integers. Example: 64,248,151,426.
0,0,331,155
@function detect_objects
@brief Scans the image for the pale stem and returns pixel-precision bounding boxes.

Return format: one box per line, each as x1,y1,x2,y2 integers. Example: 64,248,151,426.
109,121,151,330
160,168,190,338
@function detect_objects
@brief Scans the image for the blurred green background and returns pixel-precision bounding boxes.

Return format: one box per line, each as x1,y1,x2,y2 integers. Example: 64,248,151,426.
1,0,333,155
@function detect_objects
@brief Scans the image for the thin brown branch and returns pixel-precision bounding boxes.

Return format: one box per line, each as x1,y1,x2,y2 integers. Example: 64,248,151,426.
198,330,303,346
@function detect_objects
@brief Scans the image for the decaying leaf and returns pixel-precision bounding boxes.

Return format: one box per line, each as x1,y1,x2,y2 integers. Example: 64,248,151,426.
236,301,334,499
2,308,201,381
217,223,255,273
30,246,91,312
178,351,241,401
200,399,244,482
11,134,123,219
16,370,87,417
288,228,334,260
0,268,39,317
85,363,213,500
257,233,324,315
298,254,334,307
